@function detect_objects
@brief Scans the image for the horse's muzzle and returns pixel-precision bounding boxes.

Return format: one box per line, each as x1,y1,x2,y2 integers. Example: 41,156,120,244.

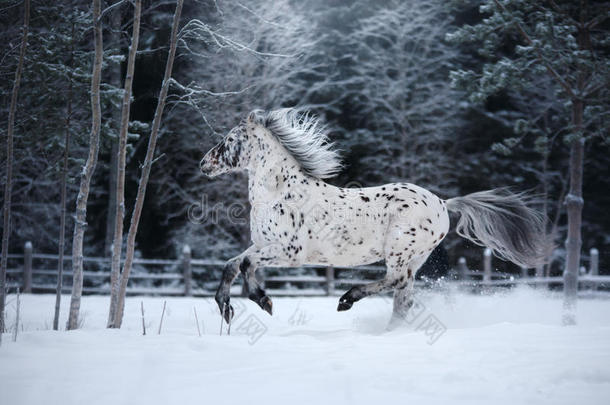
200,157,213,176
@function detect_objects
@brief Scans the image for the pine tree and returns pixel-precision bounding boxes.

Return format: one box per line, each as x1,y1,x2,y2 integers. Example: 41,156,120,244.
448,0,610,323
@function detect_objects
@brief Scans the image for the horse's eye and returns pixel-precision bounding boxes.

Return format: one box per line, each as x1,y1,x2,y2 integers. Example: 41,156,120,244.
228,137,234,142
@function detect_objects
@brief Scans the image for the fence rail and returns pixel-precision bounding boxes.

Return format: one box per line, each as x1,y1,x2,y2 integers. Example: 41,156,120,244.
2,243,608,297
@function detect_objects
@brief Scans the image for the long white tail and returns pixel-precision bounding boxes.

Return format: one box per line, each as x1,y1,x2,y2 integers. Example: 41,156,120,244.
446,189,548,268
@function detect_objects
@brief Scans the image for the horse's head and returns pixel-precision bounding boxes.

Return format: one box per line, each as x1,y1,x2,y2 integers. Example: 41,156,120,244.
200,111,262,177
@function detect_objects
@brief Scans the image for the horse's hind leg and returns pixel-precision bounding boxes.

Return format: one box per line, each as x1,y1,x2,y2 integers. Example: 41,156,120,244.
379,218,434,327
337,221,420,311
335,256,426,312
388,255,428,329
337,277,398,311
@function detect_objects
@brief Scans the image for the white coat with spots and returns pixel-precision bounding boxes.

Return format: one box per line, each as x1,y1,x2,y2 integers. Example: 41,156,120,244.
200,109,547,326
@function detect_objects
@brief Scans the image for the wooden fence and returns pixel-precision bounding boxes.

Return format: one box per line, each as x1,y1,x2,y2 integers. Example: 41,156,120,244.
3,243,608,297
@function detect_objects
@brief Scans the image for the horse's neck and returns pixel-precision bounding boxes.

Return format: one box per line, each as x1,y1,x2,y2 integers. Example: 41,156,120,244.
247,142,305,203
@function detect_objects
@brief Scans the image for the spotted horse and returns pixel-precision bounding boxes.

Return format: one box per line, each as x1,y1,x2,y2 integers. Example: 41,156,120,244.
200,109,547,328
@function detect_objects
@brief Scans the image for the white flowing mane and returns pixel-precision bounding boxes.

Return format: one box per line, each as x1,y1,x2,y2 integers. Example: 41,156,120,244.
253,108,342,179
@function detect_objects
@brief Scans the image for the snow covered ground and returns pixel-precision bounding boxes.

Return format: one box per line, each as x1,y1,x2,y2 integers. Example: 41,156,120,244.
1,288,610,405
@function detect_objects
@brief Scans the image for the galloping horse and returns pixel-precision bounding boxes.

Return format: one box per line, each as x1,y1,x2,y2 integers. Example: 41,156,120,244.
200,109,546,326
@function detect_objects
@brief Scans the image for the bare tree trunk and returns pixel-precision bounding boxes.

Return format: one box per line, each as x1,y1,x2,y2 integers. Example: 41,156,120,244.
105,144,118,256
563,99,584,325
113,0,184,328
0,0,29,345
107,0,142,328
545,180,567,277
104,7,123,258
562,6,591,325
536,137,549,280
67,0,103,331
54,21,75,331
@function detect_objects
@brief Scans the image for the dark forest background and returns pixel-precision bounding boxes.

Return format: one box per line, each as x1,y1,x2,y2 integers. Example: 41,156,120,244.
1,0,608,275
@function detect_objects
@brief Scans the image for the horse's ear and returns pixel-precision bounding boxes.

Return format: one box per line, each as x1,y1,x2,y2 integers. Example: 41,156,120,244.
247,110,263,125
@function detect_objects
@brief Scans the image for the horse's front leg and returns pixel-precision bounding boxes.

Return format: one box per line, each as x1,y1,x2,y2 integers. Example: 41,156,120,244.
216,244,288,321
215,256,242,323
240,243,295,315
239,256,272,315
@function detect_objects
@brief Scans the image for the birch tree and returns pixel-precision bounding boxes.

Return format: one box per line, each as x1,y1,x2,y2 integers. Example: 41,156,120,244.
104,5,124,258
54,19,76,331
67,0,104,330
1,0,29,343
107,0,142,329
113,0,184,328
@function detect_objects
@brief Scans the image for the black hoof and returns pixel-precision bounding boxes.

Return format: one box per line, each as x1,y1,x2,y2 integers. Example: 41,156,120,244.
222,304,234,323
260,296,273,315
249,287,273,315
215,292,234,323
337,298,353,312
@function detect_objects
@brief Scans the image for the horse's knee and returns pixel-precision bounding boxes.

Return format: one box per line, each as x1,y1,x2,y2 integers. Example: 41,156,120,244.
216,261,239,302
214,289,221,304
239,256,251,276
220,260,240,282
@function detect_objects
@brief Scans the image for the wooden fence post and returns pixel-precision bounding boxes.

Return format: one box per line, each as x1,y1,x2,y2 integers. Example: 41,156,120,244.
325,266,334,296
589,248,599,276
589,248,599,291
182,244,192,296
458,257,468,280
520,266,528,278
23,241,32,293
483,248,492,284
